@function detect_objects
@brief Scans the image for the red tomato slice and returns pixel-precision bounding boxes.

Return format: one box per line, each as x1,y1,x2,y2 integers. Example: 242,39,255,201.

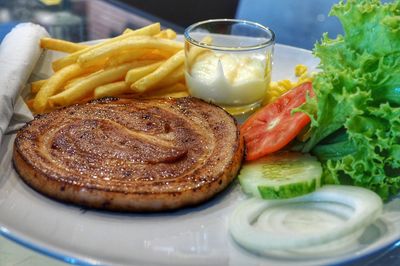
241,82,314,161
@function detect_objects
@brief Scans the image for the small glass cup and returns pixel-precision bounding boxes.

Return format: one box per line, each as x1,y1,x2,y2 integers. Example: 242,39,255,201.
184,19,275,115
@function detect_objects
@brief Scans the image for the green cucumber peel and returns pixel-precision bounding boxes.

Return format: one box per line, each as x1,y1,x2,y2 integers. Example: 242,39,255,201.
239,152,322,199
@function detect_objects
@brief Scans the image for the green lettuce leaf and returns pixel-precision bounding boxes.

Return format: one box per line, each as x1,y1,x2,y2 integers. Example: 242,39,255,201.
300,0,400,200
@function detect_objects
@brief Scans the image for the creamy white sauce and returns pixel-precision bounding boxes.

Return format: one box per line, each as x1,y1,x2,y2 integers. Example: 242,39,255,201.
185,52,269,106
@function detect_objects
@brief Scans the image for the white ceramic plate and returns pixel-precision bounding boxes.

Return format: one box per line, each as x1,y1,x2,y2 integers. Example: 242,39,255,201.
1,44,400,266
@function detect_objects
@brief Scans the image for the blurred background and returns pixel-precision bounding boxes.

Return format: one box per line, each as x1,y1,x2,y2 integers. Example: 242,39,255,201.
0,0,343,50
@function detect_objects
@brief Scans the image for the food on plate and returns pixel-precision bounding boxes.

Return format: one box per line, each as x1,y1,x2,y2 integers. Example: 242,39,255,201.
77,36,182,68
125,61,164,84
184,19,274,115
185,51,269,107
131,50,184,93
30,79,46,94
229,185,382,256
241,82,314,161
238,152,322,199
33,63,101,112
135,83,189,99
30,23,188,114
40,37,88,53
263,64,314,105
125,28,177,40
13,97,244,211
52,23,160,71
240,0,400,200
295,0,400,200
231,0,395,255
48,60,157,107
93,81,131,99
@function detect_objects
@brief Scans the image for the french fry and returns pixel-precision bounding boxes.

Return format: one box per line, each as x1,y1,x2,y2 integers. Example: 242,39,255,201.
125,61,164,85
139,49,172,60
31,23,189,113
132,50,184,92
124,28,176,40
48,60,156,107
31,79,47,94
40,37,88,53
154,29,177,39
77,36,183,68
105,49,151,67
157,64,185,87
33,63,98,113
52,23,161,71
63,73,98,91
109,82,188,100
165,29,177,39
122,28,133,34
94,81,131,99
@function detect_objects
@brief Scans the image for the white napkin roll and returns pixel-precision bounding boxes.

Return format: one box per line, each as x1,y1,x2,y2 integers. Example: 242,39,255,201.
0,23,49,145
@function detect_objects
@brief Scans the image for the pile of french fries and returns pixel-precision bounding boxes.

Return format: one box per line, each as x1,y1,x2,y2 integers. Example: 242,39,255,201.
28,23,189,114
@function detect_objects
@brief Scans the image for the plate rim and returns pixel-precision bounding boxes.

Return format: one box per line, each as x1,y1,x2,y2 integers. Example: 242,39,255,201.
1,43,399,266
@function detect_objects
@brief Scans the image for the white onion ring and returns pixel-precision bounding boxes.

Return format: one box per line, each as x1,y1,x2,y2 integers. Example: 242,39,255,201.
229,185,382,254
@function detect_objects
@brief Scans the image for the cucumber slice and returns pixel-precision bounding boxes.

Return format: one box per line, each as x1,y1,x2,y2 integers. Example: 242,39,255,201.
238,152,322,199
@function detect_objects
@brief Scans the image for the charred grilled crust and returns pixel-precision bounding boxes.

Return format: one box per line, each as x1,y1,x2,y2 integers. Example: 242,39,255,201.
13,97,244,212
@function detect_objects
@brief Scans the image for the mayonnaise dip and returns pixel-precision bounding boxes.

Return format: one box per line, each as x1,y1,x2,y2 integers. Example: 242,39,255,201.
185,51,269,106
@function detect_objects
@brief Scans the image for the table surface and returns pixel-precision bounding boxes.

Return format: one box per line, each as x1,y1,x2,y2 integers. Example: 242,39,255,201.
1,0,400,265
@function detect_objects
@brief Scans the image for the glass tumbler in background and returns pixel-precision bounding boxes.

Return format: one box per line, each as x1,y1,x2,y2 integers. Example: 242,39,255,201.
184,19,275,115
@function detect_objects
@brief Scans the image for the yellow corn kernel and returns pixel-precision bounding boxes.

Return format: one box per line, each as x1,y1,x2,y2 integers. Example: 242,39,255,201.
262,64,314,106
277,79,294,89
295,64,308,77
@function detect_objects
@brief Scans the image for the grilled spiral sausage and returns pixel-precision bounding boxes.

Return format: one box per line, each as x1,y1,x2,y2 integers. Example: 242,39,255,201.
13,97,244,211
